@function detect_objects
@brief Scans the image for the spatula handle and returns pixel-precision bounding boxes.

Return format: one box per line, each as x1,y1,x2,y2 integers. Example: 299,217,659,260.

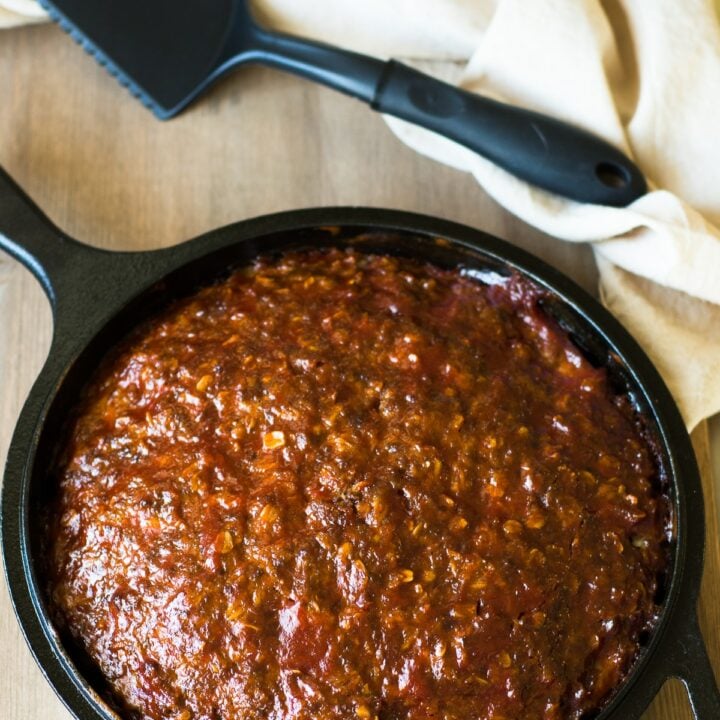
244,29,646,206
248,27,383,104
372,61,646,207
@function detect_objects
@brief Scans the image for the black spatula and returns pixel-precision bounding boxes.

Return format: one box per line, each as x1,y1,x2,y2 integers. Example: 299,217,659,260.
40,0,646,206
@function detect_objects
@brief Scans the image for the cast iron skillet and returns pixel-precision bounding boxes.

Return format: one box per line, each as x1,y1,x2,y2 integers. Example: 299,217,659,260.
0,166,717,720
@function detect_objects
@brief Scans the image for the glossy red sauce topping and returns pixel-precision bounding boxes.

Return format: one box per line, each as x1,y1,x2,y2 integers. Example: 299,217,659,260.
46,247,669,720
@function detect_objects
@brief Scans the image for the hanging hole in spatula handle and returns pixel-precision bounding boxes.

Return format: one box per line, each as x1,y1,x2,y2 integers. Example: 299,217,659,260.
595,161,634,190
371,61,647,207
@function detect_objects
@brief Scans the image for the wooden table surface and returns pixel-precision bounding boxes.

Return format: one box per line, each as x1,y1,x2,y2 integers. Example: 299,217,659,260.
0,23,717,720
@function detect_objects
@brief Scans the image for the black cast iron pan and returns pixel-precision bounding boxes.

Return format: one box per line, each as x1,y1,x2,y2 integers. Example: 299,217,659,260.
0,166,718,719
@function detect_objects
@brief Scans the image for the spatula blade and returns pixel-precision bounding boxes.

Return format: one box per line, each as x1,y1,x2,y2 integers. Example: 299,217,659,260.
39,0,237,118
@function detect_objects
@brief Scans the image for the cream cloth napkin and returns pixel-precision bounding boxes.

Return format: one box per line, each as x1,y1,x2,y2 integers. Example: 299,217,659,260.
3,0,720,430
0,0,43,28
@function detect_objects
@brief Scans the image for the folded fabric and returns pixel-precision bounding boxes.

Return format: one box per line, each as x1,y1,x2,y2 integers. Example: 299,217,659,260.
3,0,720,430
0,0,45,28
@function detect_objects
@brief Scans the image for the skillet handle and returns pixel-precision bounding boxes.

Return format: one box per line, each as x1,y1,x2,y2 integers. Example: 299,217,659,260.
669,611,720,719
0,166,105,311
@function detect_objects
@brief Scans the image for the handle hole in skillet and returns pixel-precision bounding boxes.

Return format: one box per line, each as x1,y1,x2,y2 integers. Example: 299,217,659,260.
595,162,630,189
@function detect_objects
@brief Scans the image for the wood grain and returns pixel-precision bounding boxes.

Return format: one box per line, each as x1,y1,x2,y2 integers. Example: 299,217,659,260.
0,23,717,720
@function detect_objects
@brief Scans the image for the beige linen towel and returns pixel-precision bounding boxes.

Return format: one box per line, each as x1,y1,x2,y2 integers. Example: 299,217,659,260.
0,0,44,28
3,0,720,429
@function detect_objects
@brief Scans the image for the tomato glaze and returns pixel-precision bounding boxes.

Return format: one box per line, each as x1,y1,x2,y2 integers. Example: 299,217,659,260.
46,248,670,720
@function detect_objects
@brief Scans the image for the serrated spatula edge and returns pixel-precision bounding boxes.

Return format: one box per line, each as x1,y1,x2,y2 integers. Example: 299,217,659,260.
37,0,173,119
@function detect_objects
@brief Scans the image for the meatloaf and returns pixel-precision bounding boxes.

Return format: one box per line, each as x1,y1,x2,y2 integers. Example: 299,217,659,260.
46,246,670,720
